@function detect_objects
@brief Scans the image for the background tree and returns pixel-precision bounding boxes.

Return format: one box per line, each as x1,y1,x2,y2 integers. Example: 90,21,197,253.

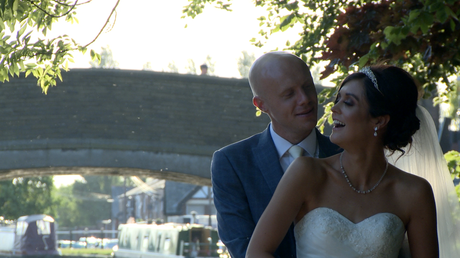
0,177,55,219
89,45,119,69
204,55,216,75
143,61,153,71
53,184,78,227
237,51,255,78
0,0,120,93
69,176,116,228
53,175,131,229
186,59,197,74
167,61,179,73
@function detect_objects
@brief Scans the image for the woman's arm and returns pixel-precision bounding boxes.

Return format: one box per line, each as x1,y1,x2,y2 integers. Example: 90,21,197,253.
246,158,318,258
406,178,439,258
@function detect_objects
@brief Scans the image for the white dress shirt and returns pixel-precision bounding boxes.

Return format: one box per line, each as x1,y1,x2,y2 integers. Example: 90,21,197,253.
270,124,318,172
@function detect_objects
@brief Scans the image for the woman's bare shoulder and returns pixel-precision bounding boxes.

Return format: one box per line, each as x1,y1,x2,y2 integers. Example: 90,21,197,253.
391,166,434,198
284,155,339,186
287,156,332,174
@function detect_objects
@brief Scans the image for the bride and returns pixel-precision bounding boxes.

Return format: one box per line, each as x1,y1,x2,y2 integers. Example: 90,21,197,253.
246,65,444,258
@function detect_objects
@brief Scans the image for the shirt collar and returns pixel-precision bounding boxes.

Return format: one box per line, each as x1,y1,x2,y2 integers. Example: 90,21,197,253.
270,123,317,158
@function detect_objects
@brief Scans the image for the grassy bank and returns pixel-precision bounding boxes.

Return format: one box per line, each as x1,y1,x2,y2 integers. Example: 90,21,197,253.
59,248,113,257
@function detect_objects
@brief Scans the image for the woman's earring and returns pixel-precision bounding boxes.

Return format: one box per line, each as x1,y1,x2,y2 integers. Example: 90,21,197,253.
374,126,378,137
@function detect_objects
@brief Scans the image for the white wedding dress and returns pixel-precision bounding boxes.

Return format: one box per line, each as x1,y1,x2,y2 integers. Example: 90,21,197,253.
294,207,405,258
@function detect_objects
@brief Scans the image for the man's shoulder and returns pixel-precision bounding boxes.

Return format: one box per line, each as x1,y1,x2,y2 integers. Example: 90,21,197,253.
217,131,266,153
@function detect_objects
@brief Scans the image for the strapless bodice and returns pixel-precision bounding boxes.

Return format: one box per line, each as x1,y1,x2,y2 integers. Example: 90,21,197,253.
294,207,405,258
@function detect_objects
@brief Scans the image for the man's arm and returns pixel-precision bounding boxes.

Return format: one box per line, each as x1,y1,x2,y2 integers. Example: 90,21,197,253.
212,149,255,258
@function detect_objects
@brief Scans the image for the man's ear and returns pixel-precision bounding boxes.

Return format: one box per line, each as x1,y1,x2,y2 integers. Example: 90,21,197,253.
253,96,266,113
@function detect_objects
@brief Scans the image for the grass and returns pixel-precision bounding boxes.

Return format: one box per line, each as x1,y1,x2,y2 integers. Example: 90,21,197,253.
59,248,113,257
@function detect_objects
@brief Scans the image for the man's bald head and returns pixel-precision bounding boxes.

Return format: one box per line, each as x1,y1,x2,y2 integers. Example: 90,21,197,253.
248,52,311,98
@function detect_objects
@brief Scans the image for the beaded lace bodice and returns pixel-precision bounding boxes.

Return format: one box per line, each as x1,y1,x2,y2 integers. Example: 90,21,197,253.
294,207,405,258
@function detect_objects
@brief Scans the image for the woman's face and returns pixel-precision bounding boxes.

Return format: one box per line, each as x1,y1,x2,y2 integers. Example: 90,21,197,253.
330,79,376,146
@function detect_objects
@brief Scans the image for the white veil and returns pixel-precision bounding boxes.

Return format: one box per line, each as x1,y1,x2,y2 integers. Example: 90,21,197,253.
387,105,460,257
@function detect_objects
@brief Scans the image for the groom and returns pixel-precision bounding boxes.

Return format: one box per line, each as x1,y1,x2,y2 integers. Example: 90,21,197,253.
211,52,341,258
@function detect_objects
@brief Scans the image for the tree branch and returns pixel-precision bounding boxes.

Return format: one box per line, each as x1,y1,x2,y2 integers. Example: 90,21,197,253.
52,0,94,7
27,0,78,18
83,0,121,48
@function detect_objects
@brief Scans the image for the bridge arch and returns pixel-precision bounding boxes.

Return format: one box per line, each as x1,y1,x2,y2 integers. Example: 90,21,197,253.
0,69,273,185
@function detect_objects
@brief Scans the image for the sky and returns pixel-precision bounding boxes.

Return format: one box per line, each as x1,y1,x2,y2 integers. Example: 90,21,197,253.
47,0,304,78
48,0,305,187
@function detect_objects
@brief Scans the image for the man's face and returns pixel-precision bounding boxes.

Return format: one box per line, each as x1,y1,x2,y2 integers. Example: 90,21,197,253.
254,59,318,143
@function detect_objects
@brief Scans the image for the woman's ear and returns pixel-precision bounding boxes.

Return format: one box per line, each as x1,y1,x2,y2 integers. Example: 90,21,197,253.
376,114,390,129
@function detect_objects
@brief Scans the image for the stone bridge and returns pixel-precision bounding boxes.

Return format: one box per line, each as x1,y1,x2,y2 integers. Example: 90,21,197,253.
0,69,274,186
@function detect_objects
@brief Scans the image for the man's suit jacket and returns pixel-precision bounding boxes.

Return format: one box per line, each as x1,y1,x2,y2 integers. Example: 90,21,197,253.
211,126,341,258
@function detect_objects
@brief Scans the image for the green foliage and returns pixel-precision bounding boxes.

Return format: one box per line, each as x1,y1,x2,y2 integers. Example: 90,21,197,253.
444,150,460,200
89,45,118,69
186,59,197,74
143,61,152,70
54,176,127,229
53,184,78,227
205,54,216,75
317,101,334,133
0,0,119,94
71,176,113,227
320,0,460,104
0,177,55,219
237,50,255,78
182,0,232,19
168,61,179,73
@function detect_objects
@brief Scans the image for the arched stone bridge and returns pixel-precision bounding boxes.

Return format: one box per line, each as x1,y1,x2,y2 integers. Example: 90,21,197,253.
0,69,275,186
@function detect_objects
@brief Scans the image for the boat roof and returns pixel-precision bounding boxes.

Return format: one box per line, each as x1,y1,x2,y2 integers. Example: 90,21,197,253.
17,214,54,223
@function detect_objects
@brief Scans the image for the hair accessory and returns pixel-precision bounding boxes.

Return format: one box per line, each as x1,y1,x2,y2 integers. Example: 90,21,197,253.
360,67,383,95
374,126,378,137
340,152,388,194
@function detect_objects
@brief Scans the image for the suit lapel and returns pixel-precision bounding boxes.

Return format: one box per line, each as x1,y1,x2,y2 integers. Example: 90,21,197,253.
316,129,342,158
253,128,284,194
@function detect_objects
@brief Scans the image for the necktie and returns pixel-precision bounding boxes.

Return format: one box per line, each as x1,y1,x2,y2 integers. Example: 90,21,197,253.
288,145,305,159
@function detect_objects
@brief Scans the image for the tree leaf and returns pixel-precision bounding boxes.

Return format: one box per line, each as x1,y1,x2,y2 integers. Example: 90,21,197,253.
358,53,370,68
12,0,18,13
17,24,27,38
408,9,421,23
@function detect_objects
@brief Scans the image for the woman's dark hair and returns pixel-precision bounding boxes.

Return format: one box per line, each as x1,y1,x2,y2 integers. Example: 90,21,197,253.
337,65,420,154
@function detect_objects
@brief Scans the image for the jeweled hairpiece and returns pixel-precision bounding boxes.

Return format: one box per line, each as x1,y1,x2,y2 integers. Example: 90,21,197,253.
360,67,383,95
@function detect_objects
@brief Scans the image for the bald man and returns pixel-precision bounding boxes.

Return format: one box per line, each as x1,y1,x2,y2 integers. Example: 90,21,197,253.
211,52,341,258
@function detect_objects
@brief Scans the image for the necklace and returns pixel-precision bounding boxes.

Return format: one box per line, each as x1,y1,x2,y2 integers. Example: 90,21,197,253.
339,152,388,194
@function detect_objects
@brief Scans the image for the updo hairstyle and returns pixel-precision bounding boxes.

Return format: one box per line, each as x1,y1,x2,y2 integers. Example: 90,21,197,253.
338,65,420,154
